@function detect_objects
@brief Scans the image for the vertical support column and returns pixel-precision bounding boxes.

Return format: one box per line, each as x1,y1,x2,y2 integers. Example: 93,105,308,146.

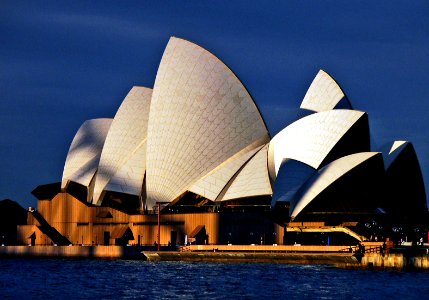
157,202,161,252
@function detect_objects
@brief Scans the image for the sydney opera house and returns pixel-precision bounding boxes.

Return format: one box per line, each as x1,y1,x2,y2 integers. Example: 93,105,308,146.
17,37,428,247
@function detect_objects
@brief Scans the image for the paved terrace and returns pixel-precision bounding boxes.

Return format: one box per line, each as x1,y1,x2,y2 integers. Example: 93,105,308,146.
181,242,385,253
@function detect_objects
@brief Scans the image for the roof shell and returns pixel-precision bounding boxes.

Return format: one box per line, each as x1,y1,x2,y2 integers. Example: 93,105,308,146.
188,144,263,201
389,141,407,154
290,152,383,219
145,37,270,207
92,87,152,205
220,144,272,201
300,70,351,112
61,118,112,192
271,159,316,208
268,109,368,179
103,141,147,196
381,141,427,215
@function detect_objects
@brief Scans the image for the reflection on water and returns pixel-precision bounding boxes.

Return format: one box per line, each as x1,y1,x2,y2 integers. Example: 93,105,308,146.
1,258,429,299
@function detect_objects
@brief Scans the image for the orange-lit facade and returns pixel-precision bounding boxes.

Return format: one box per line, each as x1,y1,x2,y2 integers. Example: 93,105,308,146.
18,189,281,246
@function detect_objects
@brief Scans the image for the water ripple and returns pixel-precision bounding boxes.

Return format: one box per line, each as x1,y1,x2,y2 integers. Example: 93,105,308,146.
0,259,429,299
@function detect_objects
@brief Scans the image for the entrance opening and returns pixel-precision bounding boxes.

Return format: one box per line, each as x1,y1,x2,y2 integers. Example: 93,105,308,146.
103,231,110,245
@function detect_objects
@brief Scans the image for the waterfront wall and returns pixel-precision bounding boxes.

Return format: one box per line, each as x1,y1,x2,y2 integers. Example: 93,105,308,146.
144,251,358,264
361,253,429,270
3,245,429,270
0,245,144,259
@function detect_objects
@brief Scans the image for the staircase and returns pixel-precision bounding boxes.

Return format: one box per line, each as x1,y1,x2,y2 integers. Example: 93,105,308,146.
287,225,368,242
30,210,71,246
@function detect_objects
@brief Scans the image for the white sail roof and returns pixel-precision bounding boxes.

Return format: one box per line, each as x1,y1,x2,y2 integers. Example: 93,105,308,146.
188,144,263,201
103,141,147,196
290,152,381,219
61,118,112,193
268,110,367,179
221,145,272,201
145,37,270,208
92,87,152,205
300,70,349,112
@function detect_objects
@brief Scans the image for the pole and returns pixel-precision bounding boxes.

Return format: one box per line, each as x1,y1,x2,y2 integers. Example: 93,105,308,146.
157,202,161,252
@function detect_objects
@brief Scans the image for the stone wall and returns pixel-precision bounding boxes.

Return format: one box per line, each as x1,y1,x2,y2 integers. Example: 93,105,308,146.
362,253,429,270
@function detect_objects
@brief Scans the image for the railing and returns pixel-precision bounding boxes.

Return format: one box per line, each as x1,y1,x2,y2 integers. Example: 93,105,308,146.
181,244,361,253
339,245,358,253
171,243,393,255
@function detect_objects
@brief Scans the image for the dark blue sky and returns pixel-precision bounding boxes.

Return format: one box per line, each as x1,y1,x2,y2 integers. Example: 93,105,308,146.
1,1,429,208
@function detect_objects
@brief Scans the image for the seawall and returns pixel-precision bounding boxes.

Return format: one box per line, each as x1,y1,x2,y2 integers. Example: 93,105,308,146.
143,251,359,265
0,245,359,265
2,245,429,270
360,253,429,270
0,245,145,259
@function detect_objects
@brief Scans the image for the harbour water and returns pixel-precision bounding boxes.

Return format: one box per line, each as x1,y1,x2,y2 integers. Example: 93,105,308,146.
1,258,429,299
